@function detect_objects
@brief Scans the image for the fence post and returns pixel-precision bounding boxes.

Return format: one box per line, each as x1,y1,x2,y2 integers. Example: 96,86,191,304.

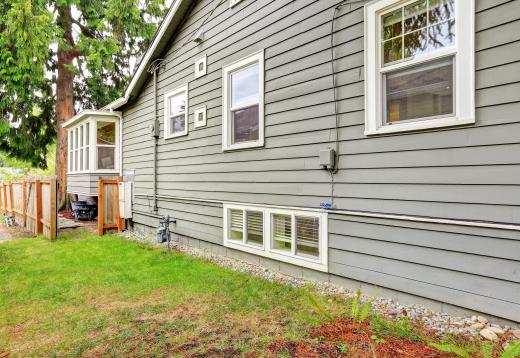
49,179,57,240
98,178,104,236
35,180,43,234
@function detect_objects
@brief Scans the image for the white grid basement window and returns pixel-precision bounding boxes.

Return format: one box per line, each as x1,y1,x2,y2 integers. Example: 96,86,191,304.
364,0,474,135
222,51,264,151
224,204,328,272
164,85,188,139
67,122,90,173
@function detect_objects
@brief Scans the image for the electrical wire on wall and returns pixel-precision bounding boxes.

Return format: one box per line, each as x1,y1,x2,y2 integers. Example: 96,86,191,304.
328,0,367,206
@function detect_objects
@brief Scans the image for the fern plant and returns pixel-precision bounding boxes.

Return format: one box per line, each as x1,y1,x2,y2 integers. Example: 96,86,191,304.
350,289,373,323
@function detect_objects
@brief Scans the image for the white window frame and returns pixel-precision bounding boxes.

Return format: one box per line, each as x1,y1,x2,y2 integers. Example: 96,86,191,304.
164,85,189,139
67,122,91,174
223,203,328,272
222,51,264,151
230,0,243,8
95,118,119,172
67,117,120,175
364,0,475,135
194,55,207,78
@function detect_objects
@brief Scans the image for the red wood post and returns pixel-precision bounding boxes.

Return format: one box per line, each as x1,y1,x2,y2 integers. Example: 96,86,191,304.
49,179,57,240
35,180,43,234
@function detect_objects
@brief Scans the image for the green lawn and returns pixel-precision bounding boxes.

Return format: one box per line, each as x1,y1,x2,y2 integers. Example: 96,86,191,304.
1,231,518,357
0,231,345,357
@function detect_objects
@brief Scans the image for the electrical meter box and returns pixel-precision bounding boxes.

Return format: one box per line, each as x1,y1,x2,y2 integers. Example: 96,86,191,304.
118,182,133,219
319,148,336,169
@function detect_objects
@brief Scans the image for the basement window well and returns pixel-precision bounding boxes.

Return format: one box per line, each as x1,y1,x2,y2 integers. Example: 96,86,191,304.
63,110,121,174
223,203,328,271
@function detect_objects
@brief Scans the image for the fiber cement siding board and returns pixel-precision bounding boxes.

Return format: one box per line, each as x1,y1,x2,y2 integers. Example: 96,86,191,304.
121,0,520,321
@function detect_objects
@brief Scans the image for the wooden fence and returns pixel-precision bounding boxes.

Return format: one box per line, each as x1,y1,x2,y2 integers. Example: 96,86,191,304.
0,178,57,240
98,177,125,236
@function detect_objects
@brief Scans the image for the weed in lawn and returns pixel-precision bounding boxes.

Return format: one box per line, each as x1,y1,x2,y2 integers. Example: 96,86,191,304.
350,289,373,323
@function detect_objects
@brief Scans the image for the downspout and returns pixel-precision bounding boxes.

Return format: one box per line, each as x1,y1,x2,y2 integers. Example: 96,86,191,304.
148,59,166,213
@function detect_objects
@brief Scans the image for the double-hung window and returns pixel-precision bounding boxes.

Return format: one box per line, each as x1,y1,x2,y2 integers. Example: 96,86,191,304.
164,85,188,139
96,121,116,170
222,51,264,150
364,0,474,135
224,204,328,271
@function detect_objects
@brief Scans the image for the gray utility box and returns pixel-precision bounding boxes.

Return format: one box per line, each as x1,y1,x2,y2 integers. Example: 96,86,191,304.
319,148,336,170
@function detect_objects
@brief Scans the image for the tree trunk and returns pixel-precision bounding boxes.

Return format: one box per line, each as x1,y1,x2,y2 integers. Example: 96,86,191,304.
55,5,76,210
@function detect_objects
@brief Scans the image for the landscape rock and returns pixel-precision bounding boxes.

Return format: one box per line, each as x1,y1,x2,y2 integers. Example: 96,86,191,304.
487,326,504,335
470,322,485,330
480,328,498,341
512,329,520,339
477,316,489,324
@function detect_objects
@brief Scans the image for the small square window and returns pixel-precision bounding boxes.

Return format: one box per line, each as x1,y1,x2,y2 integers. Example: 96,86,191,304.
194,55,207,78
194,106,207,128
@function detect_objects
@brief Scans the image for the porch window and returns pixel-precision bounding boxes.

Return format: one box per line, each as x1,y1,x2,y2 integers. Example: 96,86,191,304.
364,0,474,135
67,117,119,174
222,51,264,151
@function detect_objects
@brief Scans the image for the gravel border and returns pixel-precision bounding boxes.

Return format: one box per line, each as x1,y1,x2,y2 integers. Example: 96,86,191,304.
122,231,520,344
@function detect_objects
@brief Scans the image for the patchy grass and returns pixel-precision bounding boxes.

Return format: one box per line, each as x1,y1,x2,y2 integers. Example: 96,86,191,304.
0,230,518,357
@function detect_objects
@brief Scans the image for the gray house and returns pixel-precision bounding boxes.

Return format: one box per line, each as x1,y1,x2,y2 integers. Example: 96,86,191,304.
66,0,520,323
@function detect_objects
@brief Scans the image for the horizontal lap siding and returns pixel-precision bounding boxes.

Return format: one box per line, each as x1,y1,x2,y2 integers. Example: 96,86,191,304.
67,174,99,196
122,0,520,321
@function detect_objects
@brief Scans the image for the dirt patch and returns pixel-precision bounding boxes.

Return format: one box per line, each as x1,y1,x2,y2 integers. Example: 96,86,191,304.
265,317,457,358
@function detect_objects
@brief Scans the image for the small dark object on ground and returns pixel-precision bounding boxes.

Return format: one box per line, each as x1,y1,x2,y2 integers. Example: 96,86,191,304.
71,201,97,221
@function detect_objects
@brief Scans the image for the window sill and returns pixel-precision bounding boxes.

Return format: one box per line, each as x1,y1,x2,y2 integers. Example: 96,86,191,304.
164,131,188,140
365,116,475,136
224,239,328,272
223,140,264,152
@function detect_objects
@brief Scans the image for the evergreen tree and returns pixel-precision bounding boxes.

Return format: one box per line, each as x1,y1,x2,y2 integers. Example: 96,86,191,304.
0,0,168,207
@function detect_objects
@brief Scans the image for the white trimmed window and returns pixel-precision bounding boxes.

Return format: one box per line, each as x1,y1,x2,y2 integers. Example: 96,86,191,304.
67,122,90,173
223,204,328,272
364,0,474,135
164,85,188,139
222,51,264,151
67,117,119,174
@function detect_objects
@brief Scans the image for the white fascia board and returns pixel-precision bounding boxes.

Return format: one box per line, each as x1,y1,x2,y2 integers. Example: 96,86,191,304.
62,110,121,128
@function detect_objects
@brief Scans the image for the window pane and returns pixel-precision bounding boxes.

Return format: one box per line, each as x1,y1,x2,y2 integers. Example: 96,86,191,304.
231,63,259,108
97,122,116,145
97,146,115,170
272,214,291,252
74,128,78,149
232,105,259,144
428,19,455,50
79,149,83,171
229,209,243,241
85,148,89,171
296,216,320,258
383,37,403,64
404,28,427,59
75,150,78,172
169,92,186,115
246,211,263,246
385,57,454,123
404,0,426,33
169,114,186,135
429,0,455,24
382,9,402,40
79,126,83,147
85,123,90,145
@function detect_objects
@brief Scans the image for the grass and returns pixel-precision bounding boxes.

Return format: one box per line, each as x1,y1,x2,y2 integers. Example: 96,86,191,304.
0,231,346,357
1,230,519,357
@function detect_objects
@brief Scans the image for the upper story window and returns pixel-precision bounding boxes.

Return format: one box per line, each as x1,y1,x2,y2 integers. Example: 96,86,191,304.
67,116,119,174
222,51,264,151
164,85,188,139
364,0,474,135
224,203,328,272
